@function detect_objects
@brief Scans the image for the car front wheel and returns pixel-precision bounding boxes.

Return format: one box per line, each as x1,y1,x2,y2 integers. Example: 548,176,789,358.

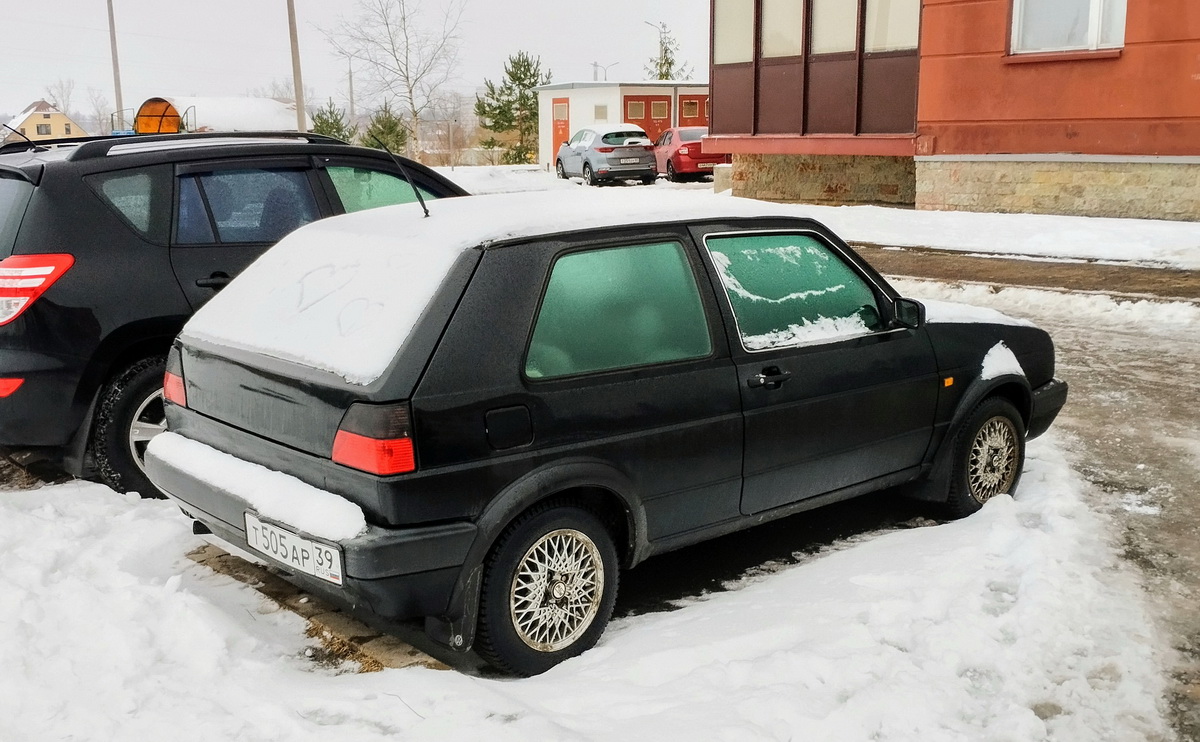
92,356,168,498
476,504,619,676
945,396,1025,518
555,160,567,179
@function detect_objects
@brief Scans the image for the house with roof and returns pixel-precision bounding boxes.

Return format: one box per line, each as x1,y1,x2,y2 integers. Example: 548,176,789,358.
535,81,712,169
2,100,88,143
704,0,1200,221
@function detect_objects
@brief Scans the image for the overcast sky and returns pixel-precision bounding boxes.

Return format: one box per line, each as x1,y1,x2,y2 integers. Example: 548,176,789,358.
0,0,711,119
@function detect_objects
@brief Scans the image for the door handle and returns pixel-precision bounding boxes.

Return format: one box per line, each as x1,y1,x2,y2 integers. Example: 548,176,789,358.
747,367,791,390
195,273,231,290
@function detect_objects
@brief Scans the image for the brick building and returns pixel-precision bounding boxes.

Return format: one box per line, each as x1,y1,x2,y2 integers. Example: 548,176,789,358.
705,0,1200,221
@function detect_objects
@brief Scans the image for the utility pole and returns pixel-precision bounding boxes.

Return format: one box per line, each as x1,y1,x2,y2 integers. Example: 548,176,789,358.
346,55,355,119
286,0,307,132
107,0,125,130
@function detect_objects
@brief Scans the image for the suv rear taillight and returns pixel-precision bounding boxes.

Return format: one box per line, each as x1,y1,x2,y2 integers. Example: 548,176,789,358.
332,402,416,476
0,254,74,326
163,347,186,407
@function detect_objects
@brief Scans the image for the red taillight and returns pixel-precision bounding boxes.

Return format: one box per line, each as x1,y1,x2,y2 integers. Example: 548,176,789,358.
643,145,654,152
595,147,615,153
0,378,24,397
0,254,74,326
331,402,416,476
678,146,690,155
163,371,186,407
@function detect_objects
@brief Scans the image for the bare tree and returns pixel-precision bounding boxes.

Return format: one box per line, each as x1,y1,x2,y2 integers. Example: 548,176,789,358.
44,79,76,114
424,91,475,166
87,87,111,135
252,77,317,107
329,0,465,159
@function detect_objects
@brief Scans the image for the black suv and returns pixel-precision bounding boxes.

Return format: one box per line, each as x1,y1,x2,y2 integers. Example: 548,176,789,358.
145,189,1067,676
0,132,466,496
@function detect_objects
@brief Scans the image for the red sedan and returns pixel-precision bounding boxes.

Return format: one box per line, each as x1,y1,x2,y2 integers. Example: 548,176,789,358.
653,127,731,182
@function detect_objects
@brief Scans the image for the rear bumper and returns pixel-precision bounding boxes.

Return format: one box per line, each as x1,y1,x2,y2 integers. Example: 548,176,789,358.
675,154,730,173
145,437,478,621
0,348,89,465
1028,377,1068,440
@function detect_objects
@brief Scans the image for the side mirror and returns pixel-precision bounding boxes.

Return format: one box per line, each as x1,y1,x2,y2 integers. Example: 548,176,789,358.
892,298,925,329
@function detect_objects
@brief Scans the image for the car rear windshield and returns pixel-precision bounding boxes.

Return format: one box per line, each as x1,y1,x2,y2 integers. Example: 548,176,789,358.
600,131,648,145
679,129,706,142
0,173,33,258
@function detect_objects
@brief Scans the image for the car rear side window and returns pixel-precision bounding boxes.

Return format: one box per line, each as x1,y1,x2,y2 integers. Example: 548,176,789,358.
176,169,319,245
706,233,884,351
525,241,712,379
85,165,172,244
326,166,437,213
0,174,33,256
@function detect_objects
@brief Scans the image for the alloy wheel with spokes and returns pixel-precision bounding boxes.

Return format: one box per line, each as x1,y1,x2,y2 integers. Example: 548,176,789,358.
510,528,604,651
967,416,1019,504
127,388,167,477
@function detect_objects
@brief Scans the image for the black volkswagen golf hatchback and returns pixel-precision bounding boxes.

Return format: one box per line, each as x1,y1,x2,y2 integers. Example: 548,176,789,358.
145,189,1067,676
0,132,465,496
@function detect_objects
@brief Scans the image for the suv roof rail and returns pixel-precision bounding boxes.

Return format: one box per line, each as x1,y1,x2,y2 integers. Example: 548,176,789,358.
0,133,119,156
63,131,352,161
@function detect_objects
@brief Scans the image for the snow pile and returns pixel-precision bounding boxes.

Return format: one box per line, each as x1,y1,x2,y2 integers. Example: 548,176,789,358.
147,432,367,541
0,438,1167,740
432,164,577,194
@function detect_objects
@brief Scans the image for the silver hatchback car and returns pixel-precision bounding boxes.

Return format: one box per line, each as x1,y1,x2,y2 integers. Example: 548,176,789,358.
555,124,656,186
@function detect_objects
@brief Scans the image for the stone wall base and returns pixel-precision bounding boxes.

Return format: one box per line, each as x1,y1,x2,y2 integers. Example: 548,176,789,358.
731,154,916,206
916,158,1200,222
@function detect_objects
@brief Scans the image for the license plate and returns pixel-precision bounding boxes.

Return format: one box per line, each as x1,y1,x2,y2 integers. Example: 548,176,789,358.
698,162,715,168
244,512,344,586
620,157,640,164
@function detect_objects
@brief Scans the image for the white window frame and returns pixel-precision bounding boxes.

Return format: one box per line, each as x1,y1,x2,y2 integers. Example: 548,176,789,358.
1011,0,1126,54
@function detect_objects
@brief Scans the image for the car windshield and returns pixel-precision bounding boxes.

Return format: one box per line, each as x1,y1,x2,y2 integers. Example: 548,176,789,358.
679,129,706,142
0,174,33,257
600,131,647,145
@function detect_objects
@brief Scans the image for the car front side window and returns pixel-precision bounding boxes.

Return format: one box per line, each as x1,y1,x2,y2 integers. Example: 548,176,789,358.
525,241,712,379
706,232,884,351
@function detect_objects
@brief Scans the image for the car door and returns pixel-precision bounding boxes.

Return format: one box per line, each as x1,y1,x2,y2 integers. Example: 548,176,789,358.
654,130,672,172
561,131,587,176
169,158,329,310
691,224,940,515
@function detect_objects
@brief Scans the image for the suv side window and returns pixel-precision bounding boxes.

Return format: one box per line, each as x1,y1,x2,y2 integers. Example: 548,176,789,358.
326,166,437,213
525,241,712,379
175,168,319,244
85,165,173,244
705,233,884,351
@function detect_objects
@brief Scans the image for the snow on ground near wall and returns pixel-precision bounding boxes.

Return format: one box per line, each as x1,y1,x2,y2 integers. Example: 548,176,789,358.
0,439,1167,741
435,166,1200,269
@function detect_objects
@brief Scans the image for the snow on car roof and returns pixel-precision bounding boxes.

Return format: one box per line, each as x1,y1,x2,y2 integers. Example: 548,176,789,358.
182,189,805,385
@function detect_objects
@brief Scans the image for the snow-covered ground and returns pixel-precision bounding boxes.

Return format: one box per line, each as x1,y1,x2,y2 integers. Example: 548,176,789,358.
434,165,1200,270
0,436,1169,741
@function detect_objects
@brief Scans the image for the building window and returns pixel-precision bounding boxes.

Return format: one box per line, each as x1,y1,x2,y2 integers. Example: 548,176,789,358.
761,0,805,58
1011,0,1126,54
811,0,859,54
682,100,700,118
36,124,51,136
651,101,669,119
552,103,568,120
713,0,755,64
594,104,608,122
627,100,645,120
64,123,72,135
865,0,921,52
42,113,51,119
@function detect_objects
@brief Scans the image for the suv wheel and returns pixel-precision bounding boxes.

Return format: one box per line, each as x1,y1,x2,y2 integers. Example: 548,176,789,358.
476,504,618,676
555,160,567,179
92,356,168,498
582,164,599,187
945,397,1025,518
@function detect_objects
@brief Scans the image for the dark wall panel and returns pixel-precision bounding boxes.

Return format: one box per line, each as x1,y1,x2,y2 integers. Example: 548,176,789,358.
756,61,805,134
711,65,755,134
805,57,858,134
860,52,919,134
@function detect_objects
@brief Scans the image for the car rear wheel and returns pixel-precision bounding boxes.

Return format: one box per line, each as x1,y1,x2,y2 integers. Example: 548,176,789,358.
476,503,618,676
92,356,168,498
666,160,679,182
555,160,567,179
945,397,1025,518
583,164,598,186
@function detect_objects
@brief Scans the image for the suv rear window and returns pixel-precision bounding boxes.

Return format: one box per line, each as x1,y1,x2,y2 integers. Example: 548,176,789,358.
0,174,33,257
600,131,648,145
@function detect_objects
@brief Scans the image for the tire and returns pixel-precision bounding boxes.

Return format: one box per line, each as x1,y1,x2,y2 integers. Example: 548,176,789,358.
92,356,169,498
666,160,679,183
476,503,619,676
583,164,599,186
555,160,567,179
944,397,1025,519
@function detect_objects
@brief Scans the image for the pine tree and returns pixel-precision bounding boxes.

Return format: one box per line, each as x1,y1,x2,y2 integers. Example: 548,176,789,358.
311,99,358,142
474,52,552,165
360,102,409,152
645,23,693,80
